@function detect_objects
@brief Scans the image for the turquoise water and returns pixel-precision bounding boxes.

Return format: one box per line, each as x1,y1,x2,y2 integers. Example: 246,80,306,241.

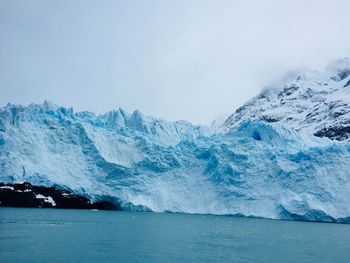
0,208,349,263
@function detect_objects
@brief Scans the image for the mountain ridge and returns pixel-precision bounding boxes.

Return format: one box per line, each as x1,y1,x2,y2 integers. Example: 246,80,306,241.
222,58,350,140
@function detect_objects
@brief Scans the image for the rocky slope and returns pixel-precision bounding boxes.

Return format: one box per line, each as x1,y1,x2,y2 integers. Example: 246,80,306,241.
222,59,350,140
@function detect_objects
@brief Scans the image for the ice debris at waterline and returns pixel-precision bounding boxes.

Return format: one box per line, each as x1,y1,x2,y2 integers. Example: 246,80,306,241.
0,102,350,223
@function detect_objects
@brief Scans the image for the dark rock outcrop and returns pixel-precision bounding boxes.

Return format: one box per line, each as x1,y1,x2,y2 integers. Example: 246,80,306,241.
314,125,350,141
0,182,120,210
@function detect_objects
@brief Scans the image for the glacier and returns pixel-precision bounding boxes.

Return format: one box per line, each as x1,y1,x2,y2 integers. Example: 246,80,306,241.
1,101,350,223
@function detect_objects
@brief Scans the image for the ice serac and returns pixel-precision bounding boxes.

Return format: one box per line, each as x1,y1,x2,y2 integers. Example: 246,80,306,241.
222,58,350,141
1,100,350,223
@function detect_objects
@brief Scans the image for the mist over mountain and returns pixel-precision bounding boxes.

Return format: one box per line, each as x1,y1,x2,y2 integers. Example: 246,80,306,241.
222,58,350,141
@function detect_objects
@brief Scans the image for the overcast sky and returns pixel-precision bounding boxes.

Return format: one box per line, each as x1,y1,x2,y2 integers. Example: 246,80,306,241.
1,0,350,124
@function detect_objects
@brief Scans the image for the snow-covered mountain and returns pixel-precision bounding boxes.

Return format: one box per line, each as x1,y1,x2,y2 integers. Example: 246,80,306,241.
1,97,350,223
222,58,350,140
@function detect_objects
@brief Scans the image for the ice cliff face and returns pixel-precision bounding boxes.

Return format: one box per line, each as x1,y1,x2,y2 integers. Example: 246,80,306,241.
223,58,350,141
1,98,350,223
1,60,350,222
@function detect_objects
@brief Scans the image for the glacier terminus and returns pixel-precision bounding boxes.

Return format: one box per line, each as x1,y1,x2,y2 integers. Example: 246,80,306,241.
1,60,350,223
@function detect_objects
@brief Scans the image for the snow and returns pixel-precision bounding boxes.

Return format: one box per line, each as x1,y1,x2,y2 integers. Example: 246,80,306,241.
35,194,56,206
0,59,350,223
0,186,14,190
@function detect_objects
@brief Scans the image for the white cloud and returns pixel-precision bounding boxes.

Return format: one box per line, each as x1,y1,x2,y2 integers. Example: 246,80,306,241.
1,0,350,124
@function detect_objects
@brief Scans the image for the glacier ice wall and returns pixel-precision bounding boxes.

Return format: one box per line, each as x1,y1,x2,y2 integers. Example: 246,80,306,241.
1,102,350,223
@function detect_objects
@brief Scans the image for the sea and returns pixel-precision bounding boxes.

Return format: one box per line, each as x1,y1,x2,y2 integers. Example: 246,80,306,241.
0,207,349,263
